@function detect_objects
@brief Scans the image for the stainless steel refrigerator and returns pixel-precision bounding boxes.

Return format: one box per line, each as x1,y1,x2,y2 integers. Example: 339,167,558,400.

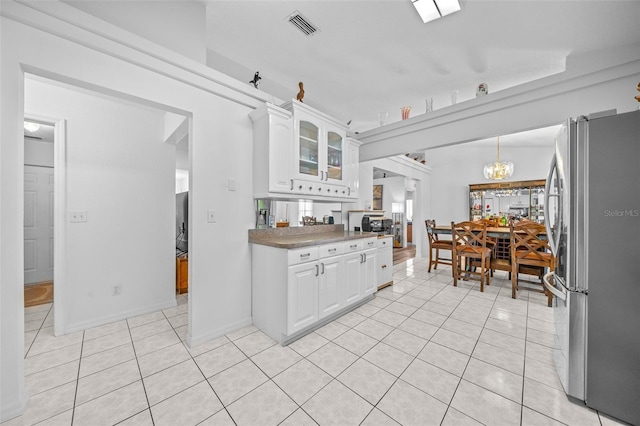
543,109,640,425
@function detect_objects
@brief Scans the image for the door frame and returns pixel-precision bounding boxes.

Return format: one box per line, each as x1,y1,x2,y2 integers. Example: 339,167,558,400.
24,114,67,336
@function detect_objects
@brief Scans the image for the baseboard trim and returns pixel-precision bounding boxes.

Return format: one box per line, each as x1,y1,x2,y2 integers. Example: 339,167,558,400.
59,299,178,335
0,389,27,423
186,316,253,348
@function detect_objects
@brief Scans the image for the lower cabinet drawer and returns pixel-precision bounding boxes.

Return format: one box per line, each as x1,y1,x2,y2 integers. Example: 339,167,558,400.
319,243,344,258
344,240,363,253
288,247,319,266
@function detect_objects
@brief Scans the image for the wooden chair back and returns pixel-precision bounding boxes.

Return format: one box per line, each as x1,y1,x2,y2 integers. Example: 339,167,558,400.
451,221,488,257
425,219,454,272
425,219,439,244
510,221,554,269
451,221,492,291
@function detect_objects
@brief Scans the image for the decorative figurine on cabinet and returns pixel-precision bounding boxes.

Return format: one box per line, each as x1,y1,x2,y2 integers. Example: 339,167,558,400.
296,82,305,102
476,83,488,97
249,71,261,89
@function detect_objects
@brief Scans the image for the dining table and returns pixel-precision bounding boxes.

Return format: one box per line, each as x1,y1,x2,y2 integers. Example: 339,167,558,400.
426,224,547,276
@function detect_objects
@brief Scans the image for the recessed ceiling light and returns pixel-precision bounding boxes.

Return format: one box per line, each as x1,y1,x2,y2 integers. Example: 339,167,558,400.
411,0,461,23
24,121,40,132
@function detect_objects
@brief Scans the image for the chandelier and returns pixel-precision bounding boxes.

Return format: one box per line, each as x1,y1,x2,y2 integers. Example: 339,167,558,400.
483,136,514,180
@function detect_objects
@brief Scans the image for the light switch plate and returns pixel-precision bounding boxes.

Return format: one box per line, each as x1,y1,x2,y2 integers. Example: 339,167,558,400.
207,209,216,223
228,178,237,191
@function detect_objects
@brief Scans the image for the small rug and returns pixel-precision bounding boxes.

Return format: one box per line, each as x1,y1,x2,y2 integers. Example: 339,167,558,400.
24,281,53,307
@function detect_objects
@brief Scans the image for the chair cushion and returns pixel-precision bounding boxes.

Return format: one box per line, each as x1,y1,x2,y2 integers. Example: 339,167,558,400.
432,241,453,249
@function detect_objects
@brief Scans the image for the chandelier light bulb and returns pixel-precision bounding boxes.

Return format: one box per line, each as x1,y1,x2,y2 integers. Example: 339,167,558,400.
483,136,514,180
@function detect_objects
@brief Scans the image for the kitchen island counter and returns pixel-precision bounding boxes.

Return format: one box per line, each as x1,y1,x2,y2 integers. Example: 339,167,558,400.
249,225,378,249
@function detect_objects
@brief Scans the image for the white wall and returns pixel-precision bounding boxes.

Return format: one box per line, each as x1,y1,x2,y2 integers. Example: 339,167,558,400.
426,143,553,225
373,176,404,215
25,77,177,329
1,2,269,419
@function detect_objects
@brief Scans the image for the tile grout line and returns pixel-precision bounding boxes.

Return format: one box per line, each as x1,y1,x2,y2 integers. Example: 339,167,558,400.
69,330,85,426
19,263,586,426
122,315,154,425
170,307,238,426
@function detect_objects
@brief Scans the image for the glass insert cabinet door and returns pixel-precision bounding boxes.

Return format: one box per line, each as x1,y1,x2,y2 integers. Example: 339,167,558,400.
327,131,343,181
299,121,319,177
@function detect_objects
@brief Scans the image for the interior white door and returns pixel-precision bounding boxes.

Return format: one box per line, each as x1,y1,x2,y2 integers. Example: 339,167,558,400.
24,165,54,284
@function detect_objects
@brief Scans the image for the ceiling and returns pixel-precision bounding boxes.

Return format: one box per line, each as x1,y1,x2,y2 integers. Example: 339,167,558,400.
204,0,640,140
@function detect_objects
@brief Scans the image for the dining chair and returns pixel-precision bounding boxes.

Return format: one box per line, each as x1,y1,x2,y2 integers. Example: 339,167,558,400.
472,218,499,276
425,219,454,272
510,220,554,306
451,221,492,291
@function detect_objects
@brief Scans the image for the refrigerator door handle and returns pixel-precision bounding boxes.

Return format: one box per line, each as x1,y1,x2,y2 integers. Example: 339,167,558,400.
543,271,566,301
544,153,562,255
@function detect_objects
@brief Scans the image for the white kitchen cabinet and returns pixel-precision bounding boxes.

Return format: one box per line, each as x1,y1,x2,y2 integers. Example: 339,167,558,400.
362,248,377,297
377,237,393,288
343,239,364,304
345,138,361,199
248,103,294,197
362,238,378,296
318,255,344,319
285,101,346,185
344,238,377,302
250,101,359,201
284,100,359,200
251,237,378,345
287,262,319,335
343,251,363,305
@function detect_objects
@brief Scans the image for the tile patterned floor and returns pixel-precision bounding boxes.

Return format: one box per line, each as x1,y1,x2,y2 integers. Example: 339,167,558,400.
5,258,630,425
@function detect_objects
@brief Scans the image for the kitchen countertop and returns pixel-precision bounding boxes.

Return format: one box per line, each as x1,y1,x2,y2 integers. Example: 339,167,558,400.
249,225,379,249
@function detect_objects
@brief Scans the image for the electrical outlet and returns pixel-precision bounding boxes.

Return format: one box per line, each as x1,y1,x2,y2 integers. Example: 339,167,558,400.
69,210,88,223
112,285,122,296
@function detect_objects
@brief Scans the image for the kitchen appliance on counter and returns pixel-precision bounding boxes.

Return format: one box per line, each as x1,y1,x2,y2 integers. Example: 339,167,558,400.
543,110,639,425
361,216,392,236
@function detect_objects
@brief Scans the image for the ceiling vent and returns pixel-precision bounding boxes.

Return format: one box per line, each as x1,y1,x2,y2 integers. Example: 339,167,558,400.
287,11,319,36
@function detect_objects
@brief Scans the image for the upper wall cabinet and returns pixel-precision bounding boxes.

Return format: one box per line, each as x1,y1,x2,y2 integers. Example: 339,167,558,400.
283,100,346,186
249,103,294,196
250,101,359,201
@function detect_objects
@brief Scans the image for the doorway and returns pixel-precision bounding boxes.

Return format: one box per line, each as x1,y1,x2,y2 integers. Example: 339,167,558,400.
23,117,62,347
24,74,189,338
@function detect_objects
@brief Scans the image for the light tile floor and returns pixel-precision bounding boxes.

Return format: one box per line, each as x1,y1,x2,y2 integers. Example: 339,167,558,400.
5,258,631,425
